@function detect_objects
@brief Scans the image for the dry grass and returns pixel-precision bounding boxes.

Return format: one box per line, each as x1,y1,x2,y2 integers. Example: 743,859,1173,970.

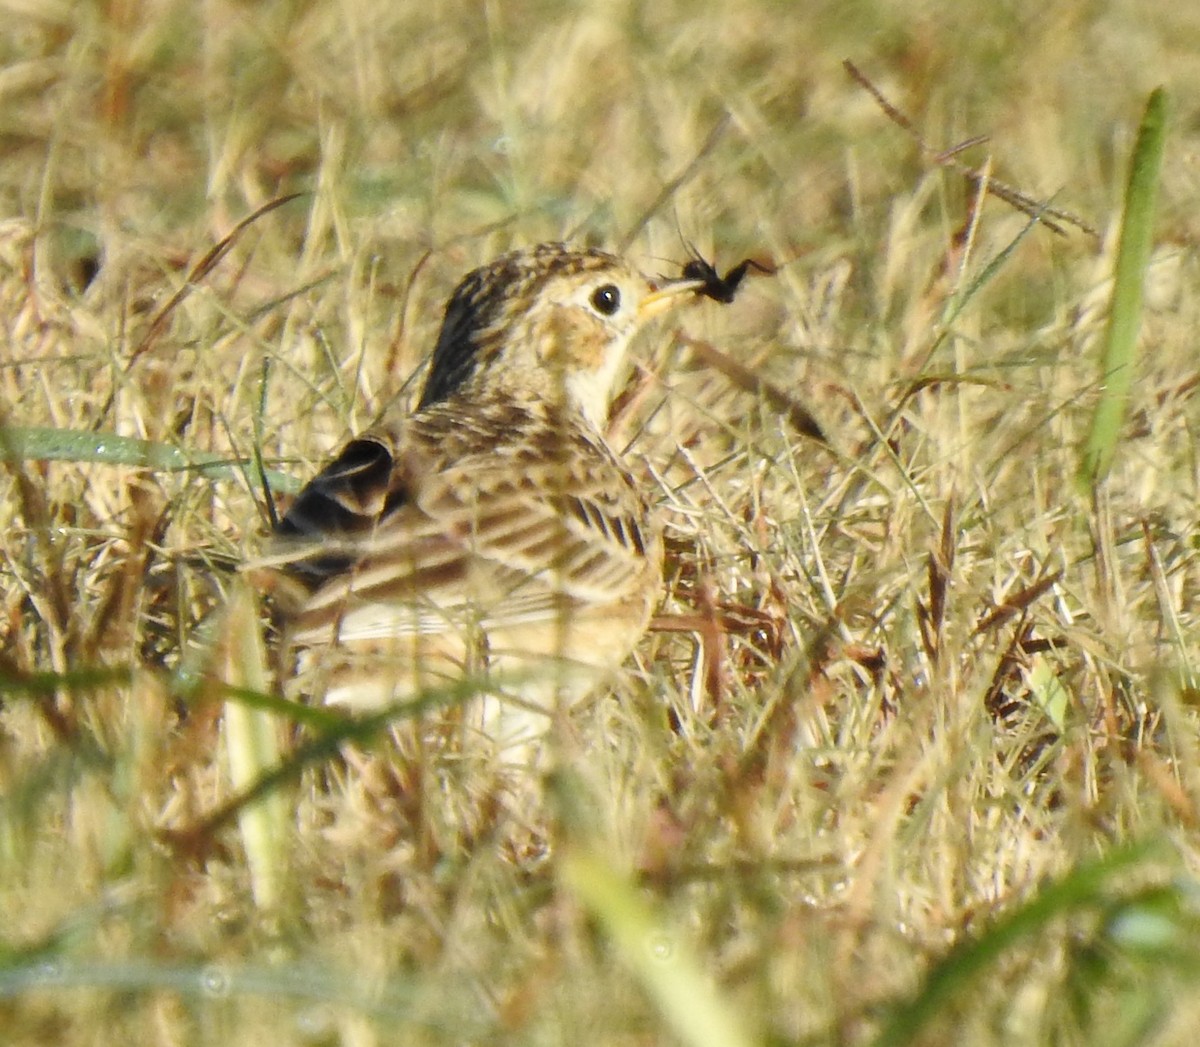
3,1,1200,1044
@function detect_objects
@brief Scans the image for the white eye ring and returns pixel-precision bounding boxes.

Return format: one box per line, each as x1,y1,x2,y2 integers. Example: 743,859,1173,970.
589,283,622,316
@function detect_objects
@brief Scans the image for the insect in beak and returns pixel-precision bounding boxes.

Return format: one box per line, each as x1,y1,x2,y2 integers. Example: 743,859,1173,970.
638,277,707,319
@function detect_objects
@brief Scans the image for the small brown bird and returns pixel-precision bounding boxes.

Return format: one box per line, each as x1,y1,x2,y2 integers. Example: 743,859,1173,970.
256,242,704,751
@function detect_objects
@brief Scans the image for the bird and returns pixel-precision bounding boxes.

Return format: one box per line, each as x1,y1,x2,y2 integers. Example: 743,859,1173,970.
253,242,706,754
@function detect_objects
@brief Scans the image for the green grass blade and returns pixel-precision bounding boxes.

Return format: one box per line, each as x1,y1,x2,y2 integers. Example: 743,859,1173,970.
0,665,133,697
209,682,348,731
560,847,761,1047
0,957,422,1022
940,205,1046,334
0,425,302,494
871,841,1158,1047
176,671,514,846
1078,87,1168,489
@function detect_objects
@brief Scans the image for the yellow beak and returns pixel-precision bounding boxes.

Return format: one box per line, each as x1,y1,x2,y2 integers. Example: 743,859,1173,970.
638,278,706,320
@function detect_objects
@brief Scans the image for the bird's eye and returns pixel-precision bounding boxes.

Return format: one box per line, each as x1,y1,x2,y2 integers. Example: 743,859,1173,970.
589,283,621,316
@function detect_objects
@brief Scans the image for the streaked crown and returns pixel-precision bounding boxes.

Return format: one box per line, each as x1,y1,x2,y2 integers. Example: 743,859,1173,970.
416,242,694,429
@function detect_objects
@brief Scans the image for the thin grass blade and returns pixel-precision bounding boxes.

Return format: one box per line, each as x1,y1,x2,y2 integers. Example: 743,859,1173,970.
872,841,1158,1047
560,847,761,1047
0,425,302,493
216,583,291,912
1078,87,1168,488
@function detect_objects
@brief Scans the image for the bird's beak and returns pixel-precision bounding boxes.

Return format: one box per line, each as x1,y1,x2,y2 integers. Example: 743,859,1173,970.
638,277,706,320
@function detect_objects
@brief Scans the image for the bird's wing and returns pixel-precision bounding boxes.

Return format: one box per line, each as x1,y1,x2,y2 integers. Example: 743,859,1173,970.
258,409,656,645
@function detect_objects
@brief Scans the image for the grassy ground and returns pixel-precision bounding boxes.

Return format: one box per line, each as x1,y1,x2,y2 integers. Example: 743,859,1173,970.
3,1,1200,1043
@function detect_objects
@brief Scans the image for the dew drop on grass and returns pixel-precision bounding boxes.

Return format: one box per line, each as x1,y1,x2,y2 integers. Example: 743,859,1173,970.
201,964,232,997
647,934,674,961
36,960,63,984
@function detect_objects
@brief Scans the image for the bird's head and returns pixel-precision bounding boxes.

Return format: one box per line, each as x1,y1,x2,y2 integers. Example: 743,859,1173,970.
417,242,702,428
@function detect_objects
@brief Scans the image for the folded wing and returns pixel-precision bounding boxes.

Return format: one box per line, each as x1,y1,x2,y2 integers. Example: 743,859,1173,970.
261,406,658,650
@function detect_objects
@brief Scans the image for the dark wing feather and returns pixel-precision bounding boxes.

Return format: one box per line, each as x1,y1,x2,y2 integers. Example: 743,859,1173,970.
270,434,405,587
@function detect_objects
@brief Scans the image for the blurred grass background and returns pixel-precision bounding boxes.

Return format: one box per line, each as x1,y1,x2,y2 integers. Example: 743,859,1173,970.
3,1,1200,1044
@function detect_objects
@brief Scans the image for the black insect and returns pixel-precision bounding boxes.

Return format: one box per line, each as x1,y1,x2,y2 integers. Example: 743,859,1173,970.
680,252,774,304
